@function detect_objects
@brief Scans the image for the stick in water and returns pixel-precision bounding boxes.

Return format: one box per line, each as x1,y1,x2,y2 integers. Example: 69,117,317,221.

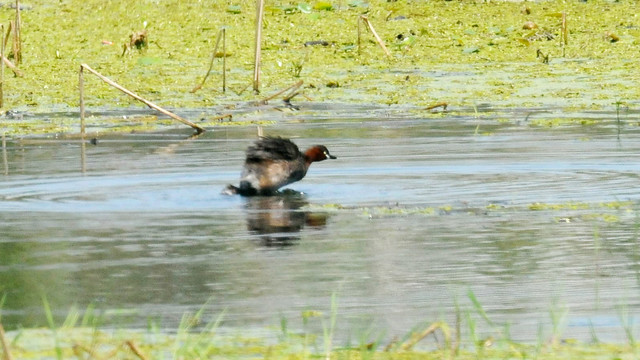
191,28,224,93
360,16,391,58
79,65,85,136
80,64,205,133
257,80,303,105
222,27,226,92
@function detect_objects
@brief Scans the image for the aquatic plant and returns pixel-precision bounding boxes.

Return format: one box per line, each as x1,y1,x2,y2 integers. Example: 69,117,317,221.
0,0,634,136
2,295,640,359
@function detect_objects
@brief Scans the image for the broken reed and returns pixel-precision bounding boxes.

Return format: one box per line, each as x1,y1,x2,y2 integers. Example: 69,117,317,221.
255,80,303,106
1,24,21,77
12,0,20,64
79,64,205,135
358,15,391,58
0,24,4,108
222,27,226,92
253,0,265,93
191,28,226,93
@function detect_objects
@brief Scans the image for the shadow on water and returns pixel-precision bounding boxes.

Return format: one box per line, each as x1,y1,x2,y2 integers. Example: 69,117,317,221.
2,104,640,344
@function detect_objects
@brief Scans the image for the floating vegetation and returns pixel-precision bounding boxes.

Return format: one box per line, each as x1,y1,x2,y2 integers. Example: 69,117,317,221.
0,0,635,136
304,201,635,224
528,117,597,127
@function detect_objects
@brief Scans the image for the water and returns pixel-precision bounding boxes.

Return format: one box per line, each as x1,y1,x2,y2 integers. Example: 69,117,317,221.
1,106,640,344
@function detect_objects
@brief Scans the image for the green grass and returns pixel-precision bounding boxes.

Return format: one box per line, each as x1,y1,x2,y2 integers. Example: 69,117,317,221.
1,294,640,359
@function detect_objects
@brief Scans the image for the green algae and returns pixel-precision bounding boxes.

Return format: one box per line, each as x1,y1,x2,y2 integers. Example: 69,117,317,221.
308,200,635,225
0,0,638,135
528,201,633,212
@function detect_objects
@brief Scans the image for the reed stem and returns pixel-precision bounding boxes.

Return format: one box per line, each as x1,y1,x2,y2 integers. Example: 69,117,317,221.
79,64,205,134
253,0,265,92
222,28,226,93
79,65,85,137
257,80,303,105
191,28,225,93
0,24,4,109
13,0,20,64
126,341,149,360
359,16,391,58
0,323,13,360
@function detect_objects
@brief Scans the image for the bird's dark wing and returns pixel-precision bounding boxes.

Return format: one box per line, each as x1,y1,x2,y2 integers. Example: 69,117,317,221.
245,137,301,163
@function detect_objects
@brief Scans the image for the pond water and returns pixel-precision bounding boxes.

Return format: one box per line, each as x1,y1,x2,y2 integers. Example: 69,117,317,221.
1,104,640,345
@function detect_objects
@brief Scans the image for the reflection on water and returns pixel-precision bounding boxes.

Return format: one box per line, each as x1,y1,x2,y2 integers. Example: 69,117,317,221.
1,107,640,344
245,193,329,247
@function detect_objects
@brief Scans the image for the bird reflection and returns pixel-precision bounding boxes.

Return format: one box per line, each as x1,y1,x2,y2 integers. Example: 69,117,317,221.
244,191,329,247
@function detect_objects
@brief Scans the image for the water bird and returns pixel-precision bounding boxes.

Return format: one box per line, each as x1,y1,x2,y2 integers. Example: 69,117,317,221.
224,137,337,196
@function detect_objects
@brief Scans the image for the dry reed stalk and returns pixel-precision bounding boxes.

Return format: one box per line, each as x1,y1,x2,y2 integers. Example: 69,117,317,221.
257,80,303,105
1,57,21,77
72,343,97,358
0,323,14,360
126,340,149,360
1,25,20,77
399,322,449,351
282,91,299,102
79,64,205,134
79,65,85,136
222,28,226,92
12,0,20,64
211,113,232,121
253,0,265,92
191,28,225,93
0,24,4,108
3,22,9,56
424,102,448,111
359,16,391,58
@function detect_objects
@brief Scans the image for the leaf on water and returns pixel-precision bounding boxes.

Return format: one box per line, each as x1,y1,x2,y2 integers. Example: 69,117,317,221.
462,46,480,54
489,26,501,34
137,57,163,65
298,3,312,13
226,4,241,14
348,0,369,7
313,1,333,11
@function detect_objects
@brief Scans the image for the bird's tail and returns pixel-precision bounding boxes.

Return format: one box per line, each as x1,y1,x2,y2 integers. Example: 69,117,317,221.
222,181,258,196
